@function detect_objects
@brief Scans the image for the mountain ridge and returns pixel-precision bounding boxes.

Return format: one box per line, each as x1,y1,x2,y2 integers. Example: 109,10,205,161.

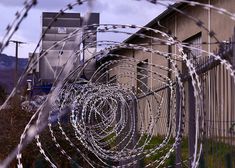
0,53,28,70
0,53,28,93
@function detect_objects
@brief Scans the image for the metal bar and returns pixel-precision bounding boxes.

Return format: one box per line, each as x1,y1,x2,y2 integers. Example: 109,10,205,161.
138,84,171,99
132,86,141,168
188,79,196,167
233,27,235,70
167,32,172,127
175,82,182,168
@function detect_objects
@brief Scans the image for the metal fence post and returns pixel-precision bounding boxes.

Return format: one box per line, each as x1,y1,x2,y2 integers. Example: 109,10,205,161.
233,27,235,69
132,86,141,168
188,79,196,167
175,82,182,168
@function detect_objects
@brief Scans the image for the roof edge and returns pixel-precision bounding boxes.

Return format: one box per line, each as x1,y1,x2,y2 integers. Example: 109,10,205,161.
123,2,184,43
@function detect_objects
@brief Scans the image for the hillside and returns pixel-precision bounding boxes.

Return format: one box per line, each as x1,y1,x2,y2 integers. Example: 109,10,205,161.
0,54,28,93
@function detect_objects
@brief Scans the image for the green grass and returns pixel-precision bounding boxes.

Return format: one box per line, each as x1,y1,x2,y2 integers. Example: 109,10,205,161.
202,138,235,168
136,134,235,167
137,134,177,167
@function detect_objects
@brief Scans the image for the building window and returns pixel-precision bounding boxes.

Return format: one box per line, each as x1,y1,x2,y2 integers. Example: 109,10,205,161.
137,59,148,94
183,32,202,67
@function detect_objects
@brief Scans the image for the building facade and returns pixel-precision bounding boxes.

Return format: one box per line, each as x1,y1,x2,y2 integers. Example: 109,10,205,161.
29,12,99,87
98,1,235,166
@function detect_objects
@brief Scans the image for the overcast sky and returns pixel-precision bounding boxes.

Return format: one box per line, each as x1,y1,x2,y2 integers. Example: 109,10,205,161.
0,0,169,58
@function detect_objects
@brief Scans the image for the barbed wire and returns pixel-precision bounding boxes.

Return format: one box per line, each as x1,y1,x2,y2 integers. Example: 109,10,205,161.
0,0,234,167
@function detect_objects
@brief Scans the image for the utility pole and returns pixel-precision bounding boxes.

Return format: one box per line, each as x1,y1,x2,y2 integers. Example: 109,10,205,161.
9,40,26,86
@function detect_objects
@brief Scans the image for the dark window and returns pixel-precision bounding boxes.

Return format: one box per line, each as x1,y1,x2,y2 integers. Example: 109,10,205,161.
183,33,202,73
137,59,148,94
184,33,202,66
